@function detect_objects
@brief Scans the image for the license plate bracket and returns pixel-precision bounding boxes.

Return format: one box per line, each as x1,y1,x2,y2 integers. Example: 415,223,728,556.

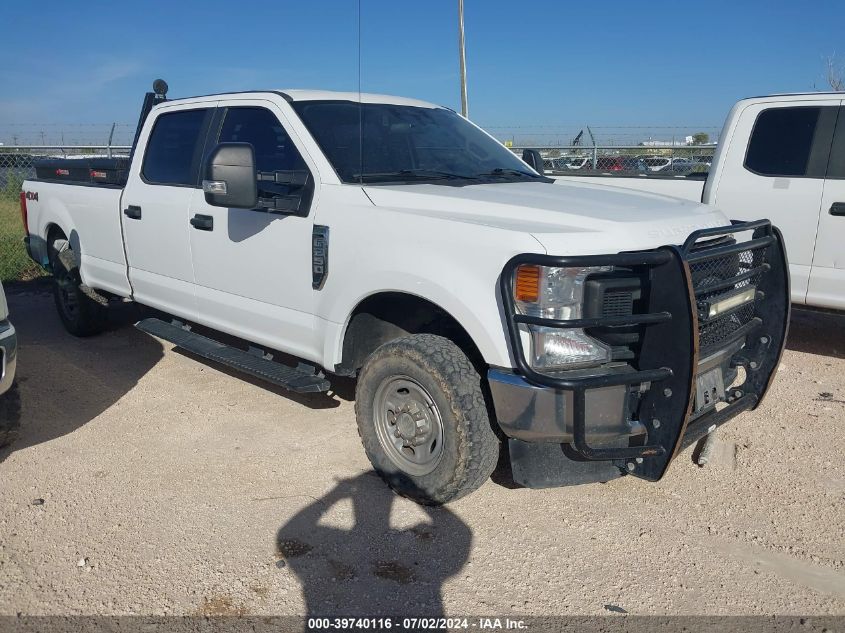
695,367,726,413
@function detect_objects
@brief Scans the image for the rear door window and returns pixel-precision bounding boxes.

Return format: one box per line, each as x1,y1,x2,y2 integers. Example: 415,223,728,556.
142,108,211,186
744,107,825,177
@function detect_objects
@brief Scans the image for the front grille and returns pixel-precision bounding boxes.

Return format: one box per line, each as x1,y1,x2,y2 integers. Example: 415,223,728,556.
585,235,771,360
688,237,769,355
699,302,756,351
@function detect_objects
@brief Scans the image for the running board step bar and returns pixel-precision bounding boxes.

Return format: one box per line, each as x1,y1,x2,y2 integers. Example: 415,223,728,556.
135,318,331,394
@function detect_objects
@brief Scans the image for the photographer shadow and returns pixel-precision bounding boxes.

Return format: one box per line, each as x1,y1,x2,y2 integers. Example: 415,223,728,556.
276,472,471,618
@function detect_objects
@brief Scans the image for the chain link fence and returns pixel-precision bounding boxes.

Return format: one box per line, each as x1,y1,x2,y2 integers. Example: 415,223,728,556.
487,124,720,177
510,145,717,177
0,122,135,147
0,146,131,282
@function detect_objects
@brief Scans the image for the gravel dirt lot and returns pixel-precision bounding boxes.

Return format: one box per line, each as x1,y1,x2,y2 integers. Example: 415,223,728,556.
0,285,843,617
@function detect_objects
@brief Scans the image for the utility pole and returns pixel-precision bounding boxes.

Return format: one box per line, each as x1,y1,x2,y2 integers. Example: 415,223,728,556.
458,0,468,118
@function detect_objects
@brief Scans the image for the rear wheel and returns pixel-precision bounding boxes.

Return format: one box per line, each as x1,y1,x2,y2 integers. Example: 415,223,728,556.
49,235,107,337
355,334,499,505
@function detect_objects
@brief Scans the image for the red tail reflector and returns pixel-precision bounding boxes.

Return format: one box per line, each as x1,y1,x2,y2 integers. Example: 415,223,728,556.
20,191,29,234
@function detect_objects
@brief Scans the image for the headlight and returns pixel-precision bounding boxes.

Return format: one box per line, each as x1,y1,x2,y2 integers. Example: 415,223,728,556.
514,264,612,370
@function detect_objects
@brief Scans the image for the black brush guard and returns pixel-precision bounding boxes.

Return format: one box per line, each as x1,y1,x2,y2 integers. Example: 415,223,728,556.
500,220,789,481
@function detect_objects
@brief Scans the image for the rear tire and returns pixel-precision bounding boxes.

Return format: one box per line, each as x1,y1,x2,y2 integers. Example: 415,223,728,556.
355,334,499,505
49,235,107,337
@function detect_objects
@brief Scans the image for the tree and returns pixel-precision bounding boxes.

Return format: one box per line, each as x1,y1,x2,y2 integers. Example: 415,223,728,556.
826,55,844,91
692,132,710,145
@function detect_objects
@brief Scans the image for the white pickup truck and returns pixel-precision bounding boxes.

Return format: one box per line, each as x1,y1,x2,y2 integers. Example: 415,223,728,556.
552,92,845,310
21,81,789,504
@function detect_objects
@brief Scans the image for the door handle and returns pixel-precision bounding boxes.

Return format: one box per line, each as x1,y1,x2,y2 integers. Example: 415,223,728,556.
190,214,214,231
830,202,845,216
123,205,142,219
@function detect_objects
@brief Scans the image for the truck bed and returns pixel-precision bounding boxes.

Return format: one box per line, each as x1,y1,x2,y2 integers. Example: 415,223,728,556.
23,179,131,297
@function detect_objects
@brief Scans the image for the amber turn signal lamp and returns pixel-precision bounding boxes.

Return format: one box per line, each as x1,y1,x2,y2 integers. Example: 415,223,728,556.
515,264,541,302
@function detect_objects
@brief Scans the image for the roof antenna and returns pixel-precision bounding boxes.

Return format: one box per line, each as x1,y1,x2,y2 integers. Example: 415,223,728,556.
458,0,468,118
357,0,363,185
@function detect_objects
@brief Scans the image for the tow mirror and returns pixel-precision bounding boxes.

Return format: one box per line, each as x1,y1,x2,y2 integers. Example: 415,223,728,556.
521,149,545,175
203,143,258,209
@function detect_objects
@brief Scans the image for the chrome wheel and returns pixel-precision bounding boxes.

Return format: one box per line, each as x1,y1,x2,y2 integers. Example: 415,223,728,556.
373,375,444,476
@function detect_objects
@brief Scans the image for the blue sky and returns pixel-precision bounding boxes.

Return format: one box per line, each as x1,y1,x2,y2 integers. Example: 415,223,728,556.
0,0,843,144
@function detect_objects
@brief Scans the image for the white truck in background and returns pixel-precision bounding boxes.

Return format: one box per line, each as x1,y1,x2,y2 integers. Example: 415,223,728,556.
550,93,845,311
20,81,789,504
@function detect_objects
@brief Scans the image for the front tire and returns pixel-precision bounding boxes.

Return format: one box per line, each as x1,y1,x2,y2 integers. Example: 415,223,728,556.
49,236,107,337
355,334,499,504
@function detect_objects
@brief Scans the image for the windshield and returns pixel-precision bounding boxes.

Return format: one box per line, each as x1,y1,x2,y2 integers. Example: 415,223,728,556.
290,100,539,184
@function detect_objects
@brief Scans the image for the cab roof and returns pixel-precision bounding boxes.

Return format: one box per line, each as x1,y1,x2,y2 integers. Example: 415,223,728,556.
166,89,441,109
739,91,845,105
282,89,439,108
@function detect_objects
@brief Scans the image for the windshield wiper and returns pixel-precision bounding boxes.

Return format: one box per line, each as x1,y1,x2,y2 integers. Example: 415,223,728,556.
352,169,478,183
475,168,545,180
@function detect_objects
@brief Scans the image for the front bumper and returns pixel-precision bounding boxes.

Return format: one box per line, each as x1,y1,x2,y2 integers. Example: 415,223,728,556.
493,220,789,483
489,367,641,444
0,319,18,397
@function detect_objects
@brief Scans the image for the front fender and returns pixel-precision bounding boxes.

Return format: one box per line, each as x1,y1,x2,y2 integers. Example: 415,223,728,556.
313,205,545,369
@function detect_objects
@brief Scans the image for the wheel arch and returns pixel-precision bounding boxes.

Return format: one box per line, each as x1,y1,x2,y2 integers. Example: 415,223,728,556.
44,222,84,271
45,221,67,243
337,290,488,376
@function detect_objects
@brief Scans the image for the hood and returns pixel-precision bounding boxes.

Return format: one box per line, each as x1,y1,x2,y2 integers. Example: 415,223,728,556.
363,180,729,255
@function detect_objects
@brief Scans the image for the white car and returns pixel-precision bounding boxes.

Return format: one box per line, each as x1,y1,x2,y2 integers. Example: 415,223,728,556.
0,281,18,447
642,157,672,172
565,156,592,170
0,282,16,398
20,82,789,503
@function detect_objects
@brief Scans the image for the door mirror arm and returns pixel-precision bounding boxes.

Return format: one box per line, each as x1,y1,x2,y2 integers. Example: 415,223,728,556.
258,195,306,216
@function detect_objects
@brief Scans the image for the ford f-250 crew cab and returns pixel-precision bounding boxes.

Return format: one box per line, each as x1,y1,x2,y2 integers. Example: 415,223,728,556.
551,92,845,311
20,81,789,504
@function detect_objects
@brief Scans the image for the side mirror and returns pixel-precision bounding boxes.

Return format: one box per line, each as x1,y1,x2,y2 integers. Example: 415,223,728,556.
202,143,258,209
521,149,545,175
